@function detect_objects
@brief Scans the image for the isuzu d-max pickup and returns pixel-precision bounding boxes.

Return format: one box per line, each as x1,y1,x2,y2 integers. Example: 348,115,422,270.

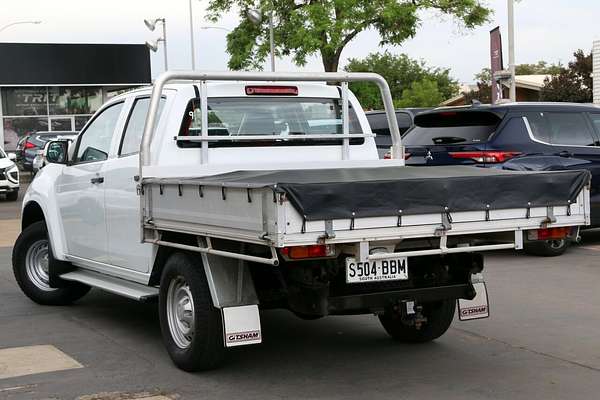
13,71,590,371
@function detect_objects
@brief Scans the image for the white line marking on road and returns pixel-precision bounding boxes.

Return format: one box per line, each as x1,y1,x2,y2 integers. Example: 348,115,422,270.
0,345,83,380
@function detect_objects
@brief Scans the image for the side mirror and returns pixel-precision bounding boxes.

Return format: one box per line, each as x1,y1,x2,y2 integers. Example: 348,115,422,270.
7,152,16,161
45,141,69,164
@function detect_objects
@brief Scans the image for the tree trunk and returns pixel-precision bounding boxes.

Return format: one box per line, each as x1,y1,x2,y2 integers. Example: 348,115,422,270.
321,51,341,72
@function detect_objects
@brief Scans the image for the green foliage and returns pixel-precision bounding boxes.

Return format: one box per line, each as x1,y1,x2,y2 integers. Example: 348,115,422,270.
344,51,458,109
206,0,491,71
540,50,593,103
395,78,444,107
515,61,562,75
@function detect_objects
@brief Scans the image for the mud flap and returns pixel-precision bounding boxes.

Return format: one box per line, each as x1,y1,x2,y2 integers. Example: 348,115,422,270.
222,305,262,347
457,274,489,321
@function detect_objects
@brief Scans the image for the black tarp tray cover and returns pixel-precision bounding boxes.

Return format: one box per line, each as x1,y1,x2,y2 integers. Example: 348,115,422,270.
175,166,590,221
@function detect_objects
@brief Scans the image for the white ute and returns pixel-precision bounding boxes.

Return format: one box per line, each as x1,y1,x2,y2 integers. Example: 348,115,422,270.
13,72,591,371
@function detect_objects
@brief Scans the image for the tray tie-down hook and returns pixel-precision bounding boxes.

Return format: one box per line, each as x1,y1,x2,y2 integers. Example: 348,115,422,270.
434,207,452,236
318,220,336,243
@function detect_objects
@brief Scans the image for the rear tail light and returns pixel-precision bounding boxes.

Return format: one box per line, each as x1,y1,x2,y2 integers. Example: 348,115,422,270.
528,227,571,241
280,245,335,259
24,141,36,149
449,151,521,163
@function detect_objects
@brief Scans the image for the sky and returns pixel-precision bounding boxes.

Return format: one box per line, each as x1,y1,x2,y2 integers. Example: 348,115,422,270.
1,0,599,84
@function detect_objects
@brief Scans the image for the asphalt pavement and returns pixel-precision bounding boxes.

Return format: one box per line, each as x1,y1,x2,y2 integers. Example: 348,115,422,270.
1,190,600,399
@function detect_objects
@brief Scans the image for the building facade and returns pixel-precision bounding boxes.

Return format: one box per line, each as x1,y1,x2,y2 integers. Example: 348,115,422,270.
0,43,151,151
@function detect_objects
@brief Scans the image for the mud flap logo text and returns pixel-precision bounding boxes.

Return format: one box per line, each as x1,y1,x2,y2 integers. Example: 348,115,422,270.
226,330,261,344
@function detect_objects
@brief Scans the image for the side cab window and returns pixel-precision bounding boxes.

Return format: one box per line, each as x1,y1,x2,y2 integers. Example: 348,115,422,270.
119,97,166,156
75,102,124,163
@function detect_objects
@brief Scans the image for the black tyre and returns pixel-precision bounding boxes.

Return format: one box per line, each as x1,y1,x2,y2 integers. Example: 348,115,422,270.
6,190,18,201
379,299,456,343
12,221,90,305
159,252,225,372
524,239,569,257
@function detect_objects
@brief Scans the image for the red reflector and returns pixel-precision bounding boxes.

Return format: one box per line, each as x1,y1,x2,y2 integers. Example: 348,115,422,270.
24,141,36,149
448,151,521,163
536,227,570,240
281,245,333,259
245,86,298,96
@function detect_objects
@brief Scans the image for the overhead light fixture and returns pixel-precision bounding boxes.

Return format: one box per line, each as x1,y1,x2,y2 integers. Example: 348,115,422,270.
246,9,262,25
144,19,157,31
145,40,159,52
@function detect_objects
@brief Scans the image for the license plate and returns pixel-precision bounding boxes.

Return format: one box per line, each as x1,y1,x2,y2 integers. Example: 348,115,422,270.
345,257,408,283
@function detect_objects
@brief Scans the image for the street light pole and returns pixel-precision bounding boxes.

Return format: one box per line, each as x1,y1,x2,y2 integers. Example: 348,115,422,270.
144,18,168,71
188,0,196,70
507,0,516,102
247,6,275,71
269,8,275,72
0,20,42,34
162,19,169,71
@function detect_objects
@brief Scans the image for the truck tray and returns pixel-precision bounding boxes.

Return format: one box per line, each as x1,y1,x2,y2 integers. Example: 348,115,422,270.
142,165,590,247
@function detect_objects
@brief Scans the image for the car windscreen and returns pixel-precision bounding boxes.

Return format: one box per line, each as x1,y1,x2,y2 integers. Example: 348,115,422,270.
178,97,364,147
405,111,502,145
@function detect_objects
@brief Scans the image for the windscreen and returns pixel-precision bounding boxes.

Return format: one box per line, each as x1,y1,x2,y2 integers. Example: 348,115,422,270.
405,111,502,145
179,97,364,147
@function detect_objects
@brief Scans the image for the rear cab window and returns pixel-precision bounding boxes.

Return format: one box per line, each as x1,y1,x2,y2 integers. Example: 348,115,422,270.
405,111,501,146
178,97,364,148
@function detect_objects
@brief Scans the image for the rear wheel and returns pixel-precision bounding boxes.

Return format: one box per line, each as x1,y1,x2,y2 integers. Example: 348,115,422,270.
524,239,569,257
12,221,90,305
159,252,225,371
379,299,456,343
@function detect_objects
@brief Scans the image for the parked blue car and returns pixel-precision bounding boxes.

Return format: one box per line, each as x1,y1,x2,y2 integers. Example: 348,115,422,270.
403,102,600,256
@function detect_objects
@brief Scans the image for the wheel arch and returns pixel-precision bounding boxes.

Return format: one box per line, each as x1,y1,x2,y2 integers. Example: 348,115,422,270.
22,201,45,231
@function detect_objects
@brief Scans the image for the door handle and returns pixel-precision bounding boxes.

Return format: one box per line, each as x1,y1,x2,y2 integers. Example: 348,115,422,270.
90,177,104,184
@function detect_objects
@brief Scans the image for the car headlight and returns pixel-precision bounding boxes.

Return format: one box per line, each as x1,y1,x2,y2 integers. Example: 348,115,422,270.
7,165,19,183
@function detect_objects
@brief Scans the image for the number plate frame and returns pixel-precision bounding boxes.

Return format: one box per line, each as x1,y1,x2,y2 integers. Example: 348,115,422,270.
345,257,408,284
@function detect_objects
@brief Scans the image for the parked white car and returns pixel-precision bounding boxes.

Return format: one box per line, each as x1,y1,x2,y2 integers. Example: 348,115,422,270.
0,147,19,201
12,71,591,372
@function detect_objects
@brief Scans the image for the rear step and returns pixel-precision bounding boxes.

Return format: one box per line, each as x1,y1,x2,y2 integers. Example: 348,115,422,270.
60,270,158,301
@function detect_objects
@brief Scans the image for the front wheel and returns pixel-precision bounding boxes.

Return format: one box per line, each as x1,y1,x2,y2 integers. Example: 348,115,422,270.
379,299,456,343
12,221,90,305
159,252,225,372
524,239,570,257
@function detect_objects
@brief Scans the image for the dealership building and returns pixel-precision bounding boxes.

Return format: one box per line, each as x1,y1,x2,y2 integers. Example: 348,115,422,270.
0,43,151,151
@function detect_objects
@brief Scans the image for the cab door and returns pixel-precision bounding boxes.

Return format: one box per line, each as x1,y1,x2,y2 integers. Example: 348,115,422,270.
104,96,166,272
56,102,125,263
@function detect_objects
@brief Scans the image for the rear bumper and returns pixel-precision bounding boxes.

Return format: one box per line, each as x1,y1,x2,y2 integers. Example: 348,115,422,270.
328,284,474,315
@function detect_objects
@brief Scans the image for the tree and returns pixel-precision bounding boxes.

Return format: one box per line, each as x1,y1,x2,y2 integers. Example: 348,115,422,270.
515,61,562,76
206,0,491,72
540,50,592,103
395,78,444,107
344,52,458,109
